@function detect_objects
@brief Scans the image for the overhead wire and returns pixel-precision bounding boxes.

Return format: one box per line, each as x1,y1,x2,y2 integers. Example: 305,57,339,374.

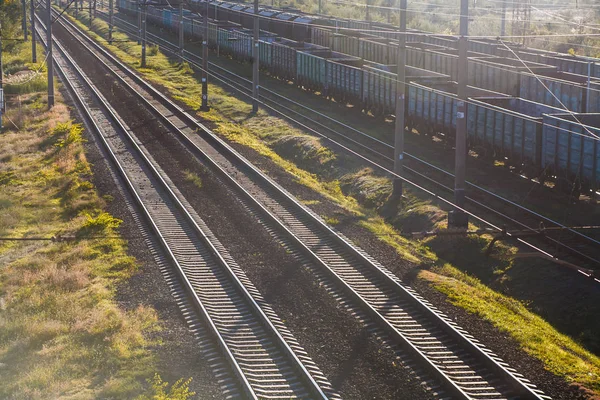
82,5,600,272
499,40,595,238
111,0,600,138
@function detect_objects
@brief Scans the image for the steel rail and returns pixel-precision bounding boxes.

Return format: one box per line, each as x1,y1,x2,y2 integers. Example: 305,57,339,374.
57,9,550,399
102,11,599,273
38,10,332,400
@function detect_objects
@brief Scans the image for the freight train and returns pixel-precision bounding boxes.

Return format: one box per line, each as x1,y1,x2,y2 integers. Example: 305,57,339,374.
117,0,600,196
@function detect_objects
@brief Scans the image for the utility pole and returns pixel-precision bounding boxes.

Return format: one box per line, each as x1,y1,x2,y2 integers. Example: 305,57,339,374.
450,0,468,228
22,0,29,40
387,0,391,23
46,0,55,109
1,22,4,130
586,61,592,113
392,0,407,199
141,1,147,67
89,0,93,27
31,0,37,62
252,0,259,113
75,0,78,19
108,0,113,43
365,0,369,23
318,0,322,14
500,0,506,37
137,2,142,44
179,1,184,59
201,0,209,111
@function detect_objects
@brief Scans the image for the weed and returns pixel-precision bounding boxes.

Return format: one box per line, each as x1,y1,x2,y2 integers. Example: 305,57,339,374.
183,169,203,189
139,374,196,400
80,211,122,233
148,44,160,56
323,216,340,225
54,123,85,148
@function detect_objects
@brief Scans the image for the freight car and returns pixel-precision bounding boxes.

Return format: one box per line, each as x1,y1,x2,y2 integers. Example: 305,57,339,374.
541,114,600,194
188,0,600,84
117,0,600,194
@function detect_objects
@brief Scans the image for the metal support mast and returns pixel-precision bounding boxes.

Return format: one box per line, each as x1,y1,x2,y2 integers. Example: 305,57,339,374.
201,0,209,111
31,0,37,62
46,0,55,109
108,0,113,43
392,0,407,198
141,1,147,67
137,2,142,44
450,0,468,228
22,0,29,40
252,0,259,113
179,1,184,59
89,0,93,27
1,22,4,130
75,0,78,19
500,0,506,37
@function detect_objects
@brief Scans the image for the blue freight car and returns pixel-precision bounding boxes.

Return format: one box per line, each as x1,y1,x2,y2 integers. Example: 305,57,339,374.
362,64,449,116
327,59,364,103
469,57,556,96
296,49,361,94
468,97,563,169
407,82,565,171
519,71,599,113
406,81,508,138
542,114,600,193
268,39,325,81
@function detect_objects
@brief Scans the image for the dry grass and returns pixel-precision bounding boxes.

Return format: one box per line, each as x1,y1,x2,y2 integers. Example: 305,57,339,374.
0,40,193,399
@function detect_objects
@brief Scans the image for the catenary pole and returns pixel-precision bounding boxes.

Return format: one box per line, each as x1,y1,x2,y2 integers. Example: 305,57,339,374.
450,0,469,227
500,0,506,37
201,0,209,111
1,22,4,130
141,1,147,67
252,0,259,112
179,1,184,59
392,0,407,198
108,0,113,43
31,0,37,62
22,0,29,40
137,1,141,44
46,0,55,109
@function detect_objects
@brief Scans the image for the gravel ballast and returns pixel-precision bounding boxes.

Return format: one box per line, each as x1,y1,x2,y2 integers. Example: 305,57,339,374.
53,17,596,400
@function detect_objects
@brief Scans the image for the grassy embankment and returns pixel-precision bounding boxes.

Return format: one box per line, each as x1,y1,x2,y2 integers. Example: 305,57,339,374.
0,39,193,399
65,10,600,396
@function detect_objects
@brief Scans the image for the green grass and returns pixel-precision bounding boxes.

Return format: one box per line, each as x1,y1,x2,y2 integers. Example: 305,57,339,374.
2,41,48,95
421,265,600,393
183,170,203,189
0,40,193,399
66,11,600,397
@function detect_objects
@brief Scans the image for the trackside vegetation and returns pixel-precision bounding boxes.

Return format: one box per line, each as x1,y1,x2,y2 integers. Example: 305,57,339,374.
0,39,194,398
64,10,600,397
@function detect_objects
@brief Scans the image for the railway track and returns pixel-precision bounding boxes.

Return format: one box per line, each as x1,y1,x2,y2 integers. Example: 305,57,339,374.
36,11,336,400
49,8,553,399
100,10,600,278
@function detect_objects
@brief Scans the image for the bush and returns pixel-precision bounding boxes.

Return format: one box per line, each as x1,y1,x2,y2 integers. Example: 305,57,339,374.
80,212,122,234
